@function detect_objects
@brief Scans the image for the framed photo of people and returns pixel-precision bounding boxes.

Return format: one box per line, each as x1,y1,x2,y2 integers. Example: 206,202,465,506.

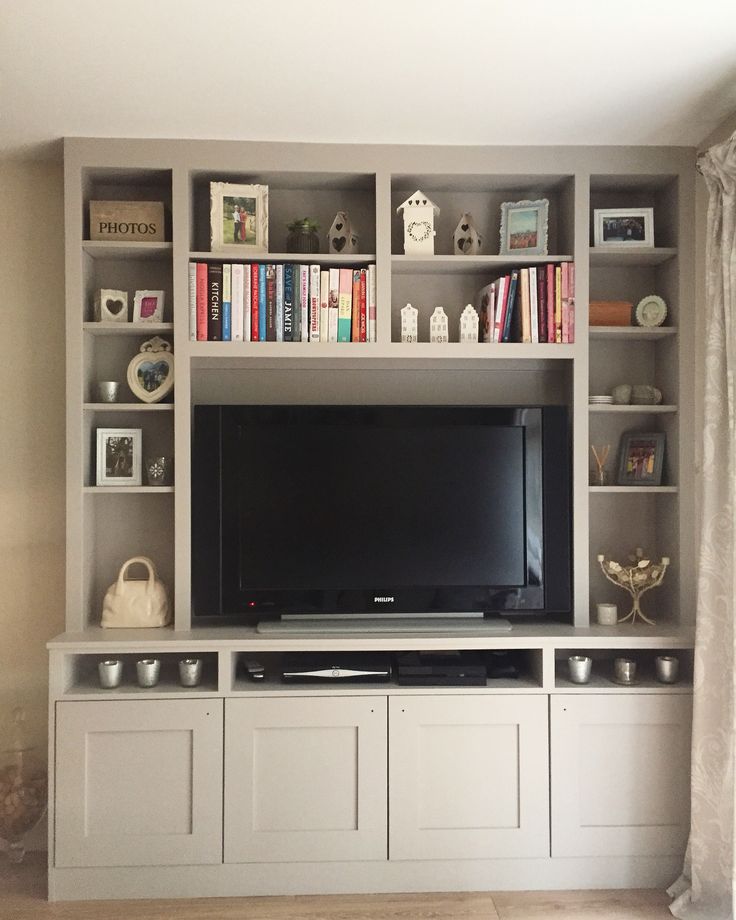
96,428,142,487
617,431,665,486
593,208,654,248
210,181,268,253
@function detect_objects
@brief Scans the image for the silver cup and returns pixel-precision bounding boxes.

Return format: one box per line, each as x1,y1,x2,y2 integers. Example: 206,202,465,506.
136,658,161,688
179,658,203,687
614,657,637,684
98,659,123,689
96,381,120,403
655,655,679,684
568,655,592,684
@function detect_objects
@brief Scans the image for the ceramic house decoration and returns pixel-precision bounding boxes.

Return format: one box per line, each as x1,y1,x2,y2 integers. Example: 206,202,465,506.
94,289,129,323
397,189,439,255
453,213,482,255
459,304,479,343
400,303,419,343
327,211,359,254
429,307,449,343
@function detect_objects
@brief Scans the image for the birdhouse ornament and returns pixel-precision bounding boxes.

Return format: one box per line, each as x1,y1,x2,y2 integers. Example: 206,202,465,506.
327,211,359,254
459,304,480,343
430,307,449,343
453,212,482,255
397,190,439,255
401,303,419,343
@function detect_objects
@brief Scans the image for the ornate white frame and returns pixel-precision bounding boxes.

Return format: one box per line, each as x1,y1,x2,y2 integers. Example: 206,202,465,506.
499,198,549,256
210,181,269,254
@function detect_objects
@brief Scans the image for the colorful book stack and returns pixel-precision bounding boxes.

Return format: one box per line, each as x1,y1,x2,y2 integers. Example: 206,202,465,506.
476,261,575,344
188,262,377,343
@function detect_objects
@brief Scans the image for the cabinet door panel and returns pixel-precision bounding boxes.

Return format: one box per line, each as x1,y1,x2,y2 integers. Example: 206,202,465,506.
224,696,387,863
55,700,223,867
550,694,692,857
389,695,549,860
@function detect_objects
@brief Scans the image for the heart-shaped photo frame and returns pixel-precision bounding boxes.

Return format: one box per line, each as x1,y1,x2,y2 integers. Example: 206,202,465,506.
127,336,174,403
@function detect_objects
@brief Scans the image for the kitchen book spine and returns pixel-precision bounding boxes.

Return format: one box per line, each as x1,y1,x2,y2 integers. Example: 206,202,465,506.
529,266,539,343
275,263,284,342
222,263,232,341
283,263,294,342
196,262,208,341
337,268,353,342
265,264,277,341
207,262,223,341
188,262,197,341
328,267,340,342
359,268,367,342
243,263,251,341
367,263,377,343
351,269,361,342
250,264,259,341
319,270,330,343
231,262,244,341
258,263,267,342
300,264,309,342
309,264,321,341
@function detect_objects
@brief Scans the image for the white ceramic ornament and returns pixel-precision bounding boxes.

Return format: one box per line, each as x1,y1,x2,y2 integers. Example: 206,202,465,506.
453,213,482,255
459,304,480,343
430,307,449,343
101,556,171,628
94,289,129,322
327,211,359,254
400,303,419,343
396,189,439,255
127,336,174,403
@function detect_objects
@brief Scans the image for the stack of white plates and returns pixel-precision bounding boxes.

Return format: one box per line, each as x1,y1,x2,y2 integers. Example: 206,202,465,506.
588,395,614,404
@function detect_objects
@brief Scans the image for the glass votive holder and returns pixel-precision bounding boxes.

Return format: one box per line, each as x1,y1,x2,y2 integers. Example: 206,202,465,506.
96,381,120,403
596,603,618,626
614,657,637,684
568,655,592,684
179,658,203,687
145,456,171,487
136,658,161,688
655,655,679,684
98,659,123,689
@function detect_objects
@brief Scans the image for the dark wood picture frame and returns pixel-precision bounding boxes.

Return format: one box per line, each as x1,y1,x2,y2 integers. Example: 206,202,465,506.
617,431,665,486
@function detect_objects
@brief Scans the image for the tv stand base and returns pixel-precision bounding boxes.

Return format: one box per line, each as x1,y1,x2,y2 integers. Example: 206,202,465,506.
256,616,512,635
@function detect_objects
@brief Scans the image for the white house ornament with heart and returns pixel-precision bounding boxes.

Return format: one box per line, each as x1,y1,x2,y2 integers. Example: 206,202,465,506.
453,212,482,255
328,211,359,254
94,289,129,322
397,189,439,255
127,337,174,404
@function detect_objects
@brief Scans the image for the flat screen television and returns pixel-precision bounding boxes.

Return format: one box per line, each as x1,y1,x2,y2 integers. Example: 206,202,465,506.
191,405,571,624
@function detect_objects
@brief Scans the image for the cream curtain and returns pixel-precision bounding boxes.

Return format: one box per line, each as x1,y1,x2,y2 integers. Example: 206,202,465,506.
669,134,736,919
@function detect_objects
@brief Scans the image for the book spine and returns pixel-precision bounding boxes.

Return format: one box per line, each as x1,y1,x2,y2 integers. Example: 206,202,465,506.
275,263,284,342
207,262,223,341
319,270,329,344
328,267,340,342
359,268,367,342
266,264,277,341
546,264,555,343
493,276,508,343
309,264,321,342
231,262,244,341
222,264,232,341
503,270,519,343
188,262,197,341
300,264,309,342
567,262,575,343
196,262,208,341
351,269,361,342
555,265,562,343
520,268,531,343
243,263,251,342
529,266,539,344
561,261,569,344
258,264,267,342
368,263,377,343
537,266,547,344
337,268,352,342
291,263,300,342
283,263,294,342
250,264,259,342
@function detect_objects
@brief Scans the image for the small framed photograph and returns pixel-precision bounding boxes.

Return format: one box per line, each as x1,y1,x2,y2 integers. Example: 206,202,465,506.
132,290,165,323
617,431,665,486
210,181,268,253
499,199,549,256
96,428,142,486
593,208,654,248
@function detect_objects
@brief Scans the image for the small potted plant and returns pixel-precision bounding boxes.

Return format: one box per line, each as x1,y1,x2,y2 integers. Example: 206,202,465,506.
286,218,320,254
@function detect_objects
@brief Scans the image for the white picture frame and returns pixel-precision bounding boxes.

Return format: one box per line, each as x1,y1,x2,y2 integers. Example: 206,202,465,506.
499,199,549,256
593,207,654,248
132,290,165,323
96,428,142,486
210,181,268,254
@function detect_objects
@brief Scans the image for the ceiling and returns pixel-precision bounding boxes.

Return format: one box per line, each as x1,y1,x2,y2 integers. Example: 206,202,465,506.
2,0,735,160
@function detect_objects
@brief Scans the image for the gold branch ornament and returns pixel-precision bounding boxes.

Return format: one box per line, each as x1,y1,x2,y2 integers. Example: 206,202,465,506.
597,547,669,625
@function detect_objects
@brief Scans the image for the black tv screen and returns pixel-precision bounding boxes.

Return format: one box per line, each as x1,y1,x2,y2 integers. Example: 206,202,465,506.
192,405,571,622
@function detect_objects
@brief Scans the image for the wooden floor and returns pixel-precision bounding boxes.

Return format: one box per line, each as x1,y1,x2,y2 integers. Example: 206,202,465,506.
1,855,675,919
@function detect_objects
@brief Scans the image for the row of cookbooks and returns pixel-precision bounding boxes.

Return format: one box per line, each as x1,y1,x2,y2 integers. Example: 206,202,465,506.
188,262,377,342
477,262,575,343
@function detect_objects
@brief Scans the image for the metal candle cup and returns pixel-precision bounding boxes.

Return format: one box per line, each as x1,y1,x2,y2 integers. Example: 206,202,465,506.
98,659,123,689
96,381,120,403
655,655,679,684
179,658,203,687
614,657,637,684
136,658,161,688
596,603,618,626
568,655,592,684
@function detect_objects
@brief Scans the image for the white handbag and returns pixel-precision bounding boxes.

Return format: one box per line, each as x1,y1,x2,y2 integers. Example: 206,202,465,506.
101,556,171,628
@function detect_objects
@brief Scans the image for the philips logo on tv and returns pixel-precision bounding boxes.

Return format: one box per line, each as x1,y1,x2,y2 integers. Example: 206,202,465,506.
373,596,395,603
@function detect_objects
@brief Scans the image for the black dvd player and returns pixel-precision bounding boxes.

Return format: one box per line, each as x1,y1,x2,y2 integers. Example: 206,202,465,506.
395,650,487,686
281,652,391,682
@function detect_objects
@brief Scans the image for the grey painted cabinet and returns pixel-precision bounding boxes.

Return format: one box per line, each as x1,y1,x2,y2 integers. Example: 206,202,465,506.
54,699,224,867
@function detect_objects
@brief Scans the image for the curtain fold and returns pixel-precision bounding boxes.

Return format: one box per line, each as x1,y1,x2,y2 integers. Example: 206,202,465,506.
669,132,736,920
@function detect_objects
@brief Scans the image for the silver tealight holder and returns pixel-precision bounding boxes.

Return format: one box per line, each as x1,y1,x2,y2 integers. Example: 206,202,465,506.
568,655,592,684
655,655,679,684
96,381,120,403
136,658,161,688
98,658,123,689
178,658,203,687
614,657,637,685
